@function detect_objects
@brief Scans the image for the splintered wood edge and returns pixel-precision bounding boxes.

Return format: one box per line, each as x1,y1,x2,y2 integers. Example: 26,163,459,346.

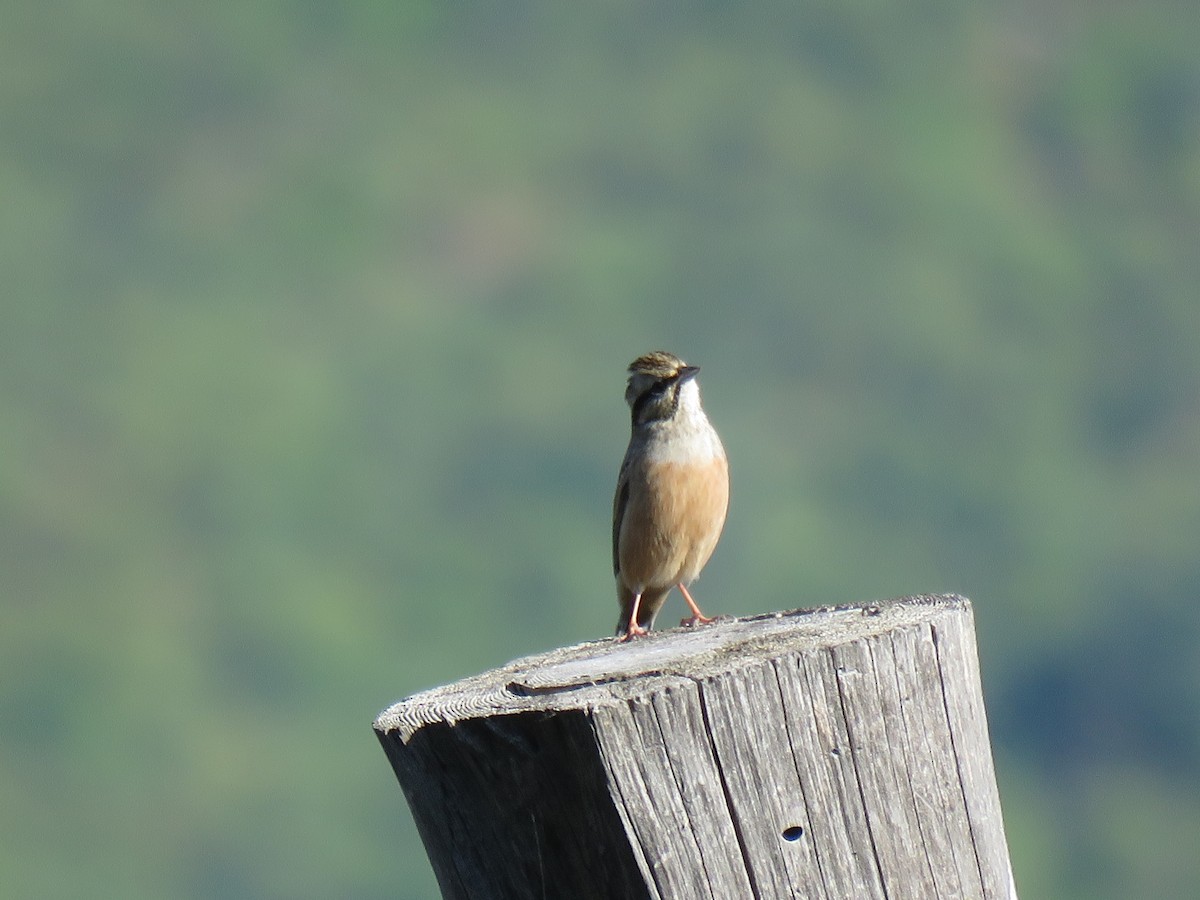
374,594,971,743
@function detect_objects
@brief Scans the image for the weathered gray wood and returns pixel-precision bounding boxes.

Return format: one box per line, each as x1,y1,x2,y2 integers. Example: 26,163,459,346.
374,595,1017,899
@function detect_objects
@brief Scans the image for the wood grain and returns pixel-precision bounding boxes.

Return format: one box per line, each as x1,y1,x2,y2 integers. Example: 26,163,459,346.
375,595,1017,899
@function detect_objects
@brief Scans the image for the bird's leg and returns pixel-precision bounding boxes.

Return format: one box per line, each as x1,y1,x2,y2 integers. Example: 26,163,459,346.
677,583,716,628
620,591,649,641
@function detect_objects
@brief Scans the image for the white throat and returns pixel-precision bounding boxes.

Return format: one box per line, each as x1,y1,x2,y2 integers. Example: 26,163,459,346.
645,379,725,463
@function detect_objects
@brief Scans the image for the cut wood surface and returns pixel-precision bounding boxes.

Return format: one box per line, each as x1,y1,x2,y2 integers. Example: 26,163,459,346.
375,594,1017,899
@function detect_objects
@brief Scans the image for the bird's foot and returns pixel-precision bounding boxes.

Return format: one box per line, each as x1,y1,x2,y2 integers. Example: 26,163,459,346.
677,583,715,629
618,623,649,642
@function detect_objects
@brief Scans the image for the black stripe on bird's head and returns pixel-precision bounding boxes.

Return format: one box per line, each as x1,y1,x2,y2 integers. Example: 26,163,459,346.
625,351,700,427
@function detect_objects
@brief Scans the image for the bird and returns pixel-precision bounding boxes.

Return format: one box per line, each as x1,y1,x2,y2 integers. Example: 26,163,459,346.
612,351,729,639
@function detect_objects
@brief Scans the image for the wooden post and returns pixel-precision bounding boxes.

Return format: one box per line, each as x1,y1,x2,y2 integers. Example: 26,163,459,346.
374,594,1017,899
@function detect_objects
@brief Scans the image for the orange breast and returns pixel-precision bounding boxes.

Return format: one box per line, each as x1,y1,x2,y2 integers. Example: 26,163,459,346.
617,455,729,592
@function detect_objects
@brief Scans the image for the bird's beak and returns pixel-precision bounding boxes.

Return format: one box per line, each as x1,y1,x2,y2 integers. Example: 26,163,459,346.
677,365,700,383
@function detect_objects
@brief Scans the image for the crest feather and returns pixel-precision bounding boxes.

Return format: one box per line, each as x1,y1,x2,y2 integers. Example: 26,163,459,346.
627,351,687,378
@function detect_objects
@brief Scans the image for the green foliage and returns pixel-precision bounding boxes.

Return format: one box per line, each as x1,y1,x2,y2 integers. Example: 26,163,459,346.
3,3,1200,897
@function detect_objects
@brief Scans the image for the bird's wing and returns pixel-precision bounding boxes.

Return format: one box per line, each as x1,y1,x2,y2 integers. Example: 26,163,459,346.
612,461,631,578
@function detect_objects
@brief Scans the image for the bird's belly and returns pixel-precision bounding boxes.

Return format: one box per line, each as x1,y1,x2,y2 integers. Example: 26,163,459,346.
617,456,729,590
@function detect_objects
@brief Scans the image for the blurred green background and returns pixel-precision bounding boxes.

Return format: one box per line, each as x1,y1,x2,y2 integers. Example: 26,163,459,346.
3,2,1199,897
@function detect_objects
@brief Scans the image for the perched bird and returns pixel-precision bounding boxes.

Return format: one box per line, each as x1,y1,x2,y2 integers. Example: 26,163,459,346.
612,351,729,639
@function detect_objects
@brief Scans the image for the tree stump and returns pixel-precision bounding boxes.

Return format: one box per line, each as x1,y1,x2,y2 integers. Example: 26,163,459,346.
374,594,1017,899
